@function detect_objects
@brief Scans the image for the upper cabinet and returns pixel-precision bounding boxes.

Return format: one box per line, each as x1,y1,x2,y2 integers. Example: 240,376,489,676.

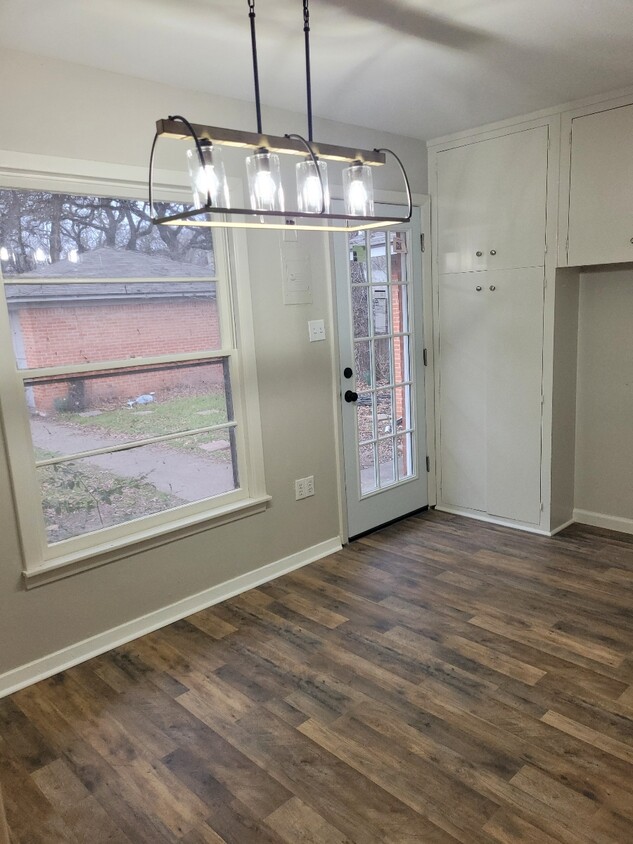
565,103,633,267
436,126,549,273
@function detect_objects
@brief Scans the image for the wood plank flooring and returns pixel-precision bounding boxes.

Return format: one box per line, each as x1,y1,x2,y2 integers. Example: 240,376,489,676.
1,510,633,843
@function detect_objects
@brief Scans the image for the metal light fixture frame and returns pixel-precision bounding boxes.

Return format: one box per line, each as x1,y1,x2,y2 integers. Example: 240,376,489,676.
148,1,413,233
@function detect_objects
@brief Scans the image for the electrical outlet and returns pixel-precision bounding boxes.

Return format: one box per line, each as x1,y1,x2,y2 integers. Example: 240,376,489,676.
308,319,326,342
295,476,314,500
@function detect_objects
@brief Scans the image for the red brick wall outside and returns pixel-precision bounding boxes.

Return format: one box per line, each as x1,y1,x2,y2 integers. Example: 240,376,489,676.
19,298,222,413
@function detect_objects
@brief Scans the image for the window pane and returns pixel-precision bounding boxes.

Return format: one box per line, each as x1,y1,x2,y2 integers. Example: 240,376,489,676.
397,433,414,481
0,190,215,278
374,338,392,388
393,335,410,385
376,389,394,437
348,232,367,285
8,281,221,368
369,232,387,284
356,397,375,443
394,385,412,432
390,231,408,283
378,438,396,487
359,442,377,496
391,284,409,334
354,340,371,390
26,360,231,448
371,287,389,335
351,284,369,338
38,430,238,544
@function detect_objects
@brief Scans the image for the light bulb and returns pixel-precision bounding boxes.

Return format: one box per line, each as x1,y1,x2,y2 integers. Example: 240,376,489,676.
348,181,368,214
343,161,374,217
296,158,329,214
186,141,230,209
246,149,284,213
254,169,276,205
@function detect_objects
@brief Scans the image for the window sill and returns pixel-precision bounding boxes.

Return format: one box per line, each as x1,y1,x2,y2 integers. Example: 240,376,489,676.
22,494,272,589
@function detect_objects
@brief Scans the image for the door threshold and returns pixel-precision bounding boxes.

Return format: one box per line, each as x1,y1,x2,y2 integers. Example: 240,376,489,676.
348,505,430,542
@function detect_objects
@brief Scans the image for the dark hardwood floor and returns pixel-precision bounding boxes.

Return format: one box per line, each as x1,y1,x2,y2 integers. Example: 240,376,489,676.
1,510,633,843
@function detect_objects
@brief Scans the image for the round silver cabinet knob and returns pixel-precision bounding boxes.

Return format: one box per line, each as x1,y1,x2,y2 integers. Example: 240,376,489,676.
475,285,482,291
489,285,496,291
476,251,483,257
490,249,497,255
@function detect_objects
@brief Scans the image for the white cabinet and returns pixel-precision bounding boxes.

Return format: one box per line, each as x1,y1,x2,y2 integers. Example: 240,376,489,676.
567,103,633,266
431,122,550,529
439,269,544,525
436,126,549,273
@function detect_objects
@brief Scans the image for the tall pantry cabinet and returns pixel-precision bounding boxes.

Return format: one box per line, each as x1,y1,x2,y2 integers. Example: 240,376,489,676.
429,122,556,530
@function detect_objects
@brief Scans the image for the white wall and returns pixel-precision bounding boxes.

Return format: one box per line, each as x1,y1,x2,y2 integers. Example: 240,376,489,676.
574,266,633,531
0,48,426,682
550,269,579,530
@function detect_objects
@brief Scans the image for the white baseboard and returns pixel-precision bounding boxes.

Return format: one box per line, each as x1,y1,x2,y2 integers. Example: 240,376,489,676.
435,505,550,535
573,509,633,536
0,536,342,700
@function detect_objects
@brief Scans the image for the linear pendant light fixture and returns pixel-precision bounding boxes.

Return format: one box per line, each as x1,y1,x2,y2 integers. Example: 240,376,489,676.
148,0,412,233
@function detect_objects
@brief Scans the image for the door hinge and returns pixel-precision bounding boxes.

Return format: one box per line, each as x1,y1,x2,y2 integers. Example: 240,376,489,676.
423,348,428,366
425,455,431,473
420,233,425,252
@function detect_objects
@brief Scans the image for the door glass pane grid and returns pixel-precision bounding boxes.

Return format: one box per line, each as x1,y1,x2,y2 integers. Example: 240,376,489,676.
349,229,416,500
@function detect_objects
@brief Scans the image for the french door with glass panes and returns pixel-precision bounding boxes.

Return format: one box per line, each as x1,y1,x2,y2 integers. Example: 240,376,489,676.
334,207,428,538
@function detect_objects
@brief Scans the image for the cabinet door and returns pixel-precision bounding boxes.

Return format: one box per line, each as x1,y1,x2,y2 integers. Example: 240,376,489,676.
486,268,544,525
568,104,633,266
437,126,548,273
439,274,487,512
438,268,544,524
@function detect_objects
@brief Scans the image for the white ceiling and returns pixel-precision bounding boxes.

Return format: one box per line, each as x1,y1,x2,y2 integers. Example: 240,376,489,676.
2,0,633,141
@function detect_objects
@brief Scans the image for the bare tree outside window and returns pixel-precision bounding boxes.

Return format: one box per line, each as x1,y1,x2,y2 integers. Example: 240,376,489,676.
0,192,214,277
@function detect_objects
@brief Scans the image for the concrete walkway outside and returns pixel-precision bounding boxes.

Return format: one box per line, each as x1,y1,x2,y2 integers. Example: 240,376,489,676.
30,417,236,500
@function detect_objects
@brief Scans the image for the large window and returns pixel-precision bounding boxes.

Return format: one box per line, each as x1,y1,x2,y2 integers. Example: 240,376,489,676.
0,180,266,582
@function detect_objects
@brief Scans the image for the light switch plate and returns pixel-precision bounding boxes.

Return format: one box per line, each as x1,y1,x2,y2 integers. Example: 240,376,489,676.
281,241,312,305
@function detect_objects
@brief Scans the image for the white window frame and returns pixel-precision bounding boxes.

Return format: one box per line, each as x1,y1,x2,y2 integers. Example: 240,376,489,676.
0,150,269,587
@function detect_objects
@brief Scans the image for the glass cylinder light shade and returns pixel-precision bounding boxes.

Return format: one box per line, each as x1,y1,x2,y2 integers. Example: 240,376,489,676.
186,141,230,209
296,158,330,214
246,149,284,213
343,161,374,217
